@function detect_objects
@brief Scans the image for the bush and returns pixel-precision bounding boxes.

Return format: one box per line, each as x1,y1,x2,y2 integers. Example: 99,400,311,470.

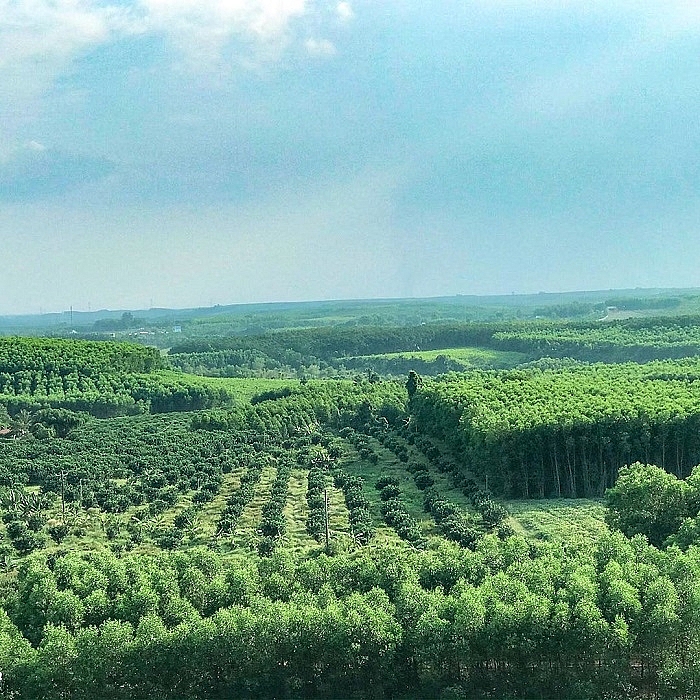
480,500,508,529
380,484,401,501
47,523,70,544
413,471,435,490
375,476,399,490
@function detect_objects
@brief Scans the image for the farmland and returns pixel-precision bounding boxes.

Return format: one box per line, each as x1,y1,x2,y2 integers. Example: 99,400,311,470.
2,297,700,698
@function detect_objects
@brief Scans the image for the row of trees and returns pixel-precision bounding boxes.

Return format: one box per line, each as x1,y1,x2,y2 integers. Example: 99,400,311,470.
216,457,265,537
0,337,161,376
0,337,233,418
257,458,293,554
411,359,700,497
3,529,700,698
192,379,407,437
0,371,233,418
492,315,700,362
168,315,700,379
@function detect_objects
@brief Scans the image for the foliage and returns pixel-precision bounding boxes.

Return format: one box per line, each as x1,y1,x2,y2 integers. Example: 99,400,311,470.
0,336,233,418
412,358,700,497
8,318,700,698
168,313,700,379
605,463,690,547
1,533,700,698
334,471,375,545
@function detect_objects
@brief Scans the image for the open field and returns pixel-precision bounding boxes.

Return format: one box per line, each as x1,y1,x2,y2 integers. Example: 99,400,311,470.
507,498,608,542
350,346,528,369
158,371,300,402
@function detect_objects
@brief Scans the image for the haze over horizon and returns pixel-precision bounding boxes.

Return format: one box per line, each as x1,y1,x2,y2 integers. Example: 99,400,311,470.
2,0,700,315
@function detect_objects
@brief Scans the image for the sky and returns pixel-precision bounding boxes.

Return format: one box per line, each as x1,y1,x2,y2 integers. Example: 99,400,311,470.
1,0,700,314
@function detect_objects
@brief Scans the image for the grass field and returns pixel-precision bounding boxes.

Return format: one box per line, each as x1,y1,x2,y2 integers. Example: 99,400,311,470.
163,372,301,404
352,346,528,369
507,498,608,542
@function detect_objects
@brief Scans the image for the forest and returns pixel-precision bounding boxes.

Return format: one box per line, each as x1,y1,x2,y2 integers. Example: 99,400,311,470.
3,294,700,698
164,314,700,379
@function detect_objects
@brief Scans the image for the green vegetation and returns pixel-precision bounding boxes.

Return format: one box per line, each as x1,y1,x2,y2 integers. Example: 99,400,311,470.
345,346,528,375
166,313,700,380
4,300,700,698
493,314,700,362
508,498,607,542
604,461,700,549
0,338,232,417
4,531,700,698
411,358,700,497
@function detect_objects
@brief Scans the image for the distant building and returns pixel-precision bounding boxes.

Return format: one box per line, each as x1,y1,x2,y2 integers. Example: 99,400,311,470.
173,326,182,333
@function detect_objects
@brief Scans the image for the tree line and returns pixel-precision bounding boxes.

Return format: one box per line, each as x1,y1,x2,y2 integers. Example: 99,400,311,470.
2,528,700,699
0,338,232,417
167,315,700,379
410,359,700,497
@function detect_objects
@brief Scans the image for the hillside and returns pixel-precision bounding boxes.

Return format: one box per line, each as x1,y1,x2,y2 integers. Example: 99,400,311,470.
2,326,700,698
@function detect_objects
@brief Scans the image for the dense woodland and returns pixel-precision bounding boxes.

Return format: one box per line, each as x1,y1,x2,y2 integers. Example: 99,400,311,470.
166,315,700,378
0,338,231,416
411,359,700,498
4,298,700,698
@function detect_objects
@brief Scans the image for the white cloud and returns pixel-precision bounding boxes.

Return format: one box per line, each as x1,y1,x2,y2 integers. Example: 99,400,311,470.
26,140,47,152
0,1,139,69
0,0,141,110
139,0,307,40
136,0,308,68
305,37,336,56
0,0,333,98
0,0,310,70
336,1,353,21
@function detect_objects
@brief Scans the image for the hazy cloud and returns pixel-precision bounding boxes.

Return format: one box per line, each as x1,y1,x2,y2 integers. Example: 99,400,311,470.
26,141,47,153
137,0,307,65
305,37,336,56
0,0,139,103
0,144,114,201
0,0,346,97
336,1,352,21
141,0,307,37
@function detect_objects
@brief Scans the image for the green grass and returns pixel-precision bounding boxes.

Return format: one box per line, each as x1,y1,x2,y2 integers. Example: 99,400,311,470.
326,484,351,536
164,372,301,404
507,498,608,542
282,468,318,555
351,346,528,369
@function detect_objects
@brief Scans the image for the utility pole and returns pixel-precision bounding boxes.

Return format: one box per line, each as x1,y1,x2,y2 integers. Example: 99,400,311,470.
324,487,330,554
60,470,66,524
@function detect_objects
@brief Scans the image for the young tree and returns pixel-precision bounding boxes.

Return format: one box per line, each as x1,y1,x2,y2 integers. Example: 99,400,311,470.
406,371,422,400
605,463,689,547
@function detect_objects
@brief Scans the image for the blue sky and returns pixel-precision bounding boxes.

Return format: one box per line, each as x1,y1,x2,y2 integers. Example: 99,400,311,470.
1,0,700,313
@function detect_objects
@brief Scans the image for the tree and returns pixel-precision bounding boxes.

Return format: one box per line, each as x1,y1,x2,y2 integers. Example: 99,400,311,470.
605,463,689,547
406,371,422,400
10,409,35,439
0,405,10,429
